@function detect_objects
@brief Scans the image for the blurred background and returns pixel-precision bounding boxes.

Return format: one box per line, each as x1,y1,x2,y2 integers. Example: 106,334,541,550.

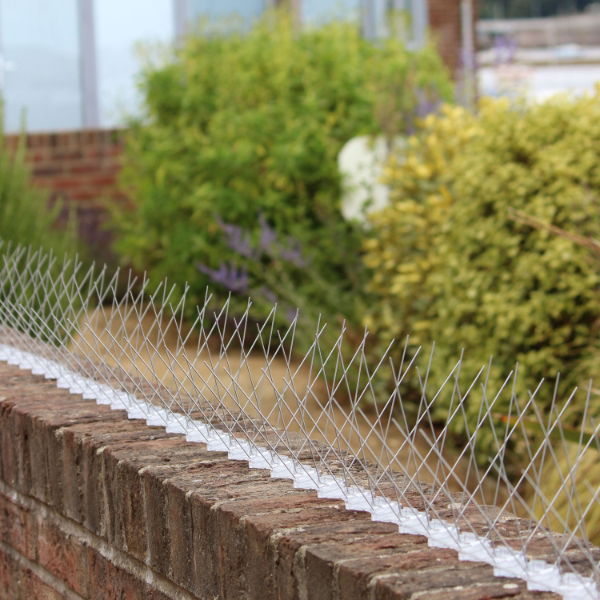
478,1,600,99
1,1,599,134
0,0,474,264
0,0,451,133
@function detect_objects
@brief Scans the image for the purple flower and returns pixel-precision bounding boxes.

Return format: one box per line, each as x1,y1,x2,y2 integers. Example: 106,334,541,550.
259,214,277,251
493,35,516,66
279,239,307,268
216,217,255,258
197,262,249,293
415,90,440,119
258,286,278,304
258,214,308,267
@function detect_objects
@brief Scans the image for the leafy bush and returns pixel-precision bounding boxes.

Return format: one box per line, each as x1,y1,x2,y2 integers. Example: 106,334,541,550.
111,12,452,341
364,92,600,431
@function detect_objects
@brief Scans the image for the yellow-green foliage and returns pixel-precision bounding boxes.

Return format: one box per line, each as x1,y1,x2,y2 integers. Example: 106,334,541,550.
534,445,600,544
364,91,600,428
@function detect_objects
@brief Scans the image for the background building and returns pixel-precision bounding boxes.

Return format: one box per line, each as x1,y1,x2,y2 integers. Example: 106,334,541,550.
0,0,474,133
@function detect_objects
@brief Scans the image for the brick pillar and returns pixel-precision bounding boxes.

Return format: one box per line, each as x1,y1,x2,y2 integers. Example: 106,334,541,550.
428,0,477,78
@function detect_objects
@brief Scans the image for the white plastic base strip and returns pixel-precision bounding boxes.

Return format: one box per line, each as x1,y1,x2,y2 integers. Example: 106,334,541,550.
0,344,596,600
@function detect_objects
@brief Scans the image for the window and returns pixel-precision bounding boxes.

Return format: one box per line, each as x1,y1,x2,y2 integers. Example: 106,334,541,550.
188,0,267,23
0,0,429,133
0,0,82,131
94,0,173,128
301,0,361,25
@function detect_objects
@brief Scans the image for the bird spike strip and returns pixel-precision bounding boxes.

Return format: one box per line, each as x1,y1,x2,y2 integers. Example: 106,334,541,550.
0,242,598,600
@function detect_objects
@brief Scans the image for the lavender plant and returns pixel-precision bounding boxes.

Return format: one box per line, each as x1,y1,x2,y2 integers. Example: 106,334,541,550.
198,214,371,368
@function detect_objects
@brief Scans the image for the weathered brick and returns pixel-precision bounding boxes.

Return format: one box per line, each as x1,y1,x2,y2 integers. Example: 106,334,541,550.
301,534,427,600
35,516,89,597
271,519,400,600
86,547,146,600
0,546,63,600
55,416,171,538
0,493,35,560
0,546,20,600
369,564,560,600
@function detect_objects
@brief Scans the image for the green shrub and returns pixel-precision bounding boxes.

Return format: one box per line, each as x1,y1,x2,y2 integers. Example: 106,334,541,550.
364,92,600,434
0,136,75,258
111,12,452,342
0,128,78,343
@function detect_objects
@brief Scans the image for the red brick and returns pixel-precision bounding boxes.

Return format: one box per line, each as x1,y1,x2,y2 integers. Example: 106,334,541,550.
32,165,63,177
68,163,106,175
0,546,64,600
89,175,117,187
86,548,146,600
0,493,35,560
35,517,89,596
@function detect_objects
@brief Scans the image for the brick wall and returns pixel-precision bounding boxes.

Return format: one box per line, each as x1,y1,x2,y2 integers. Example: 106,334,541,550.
5,129,126,263
0,361,561,600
